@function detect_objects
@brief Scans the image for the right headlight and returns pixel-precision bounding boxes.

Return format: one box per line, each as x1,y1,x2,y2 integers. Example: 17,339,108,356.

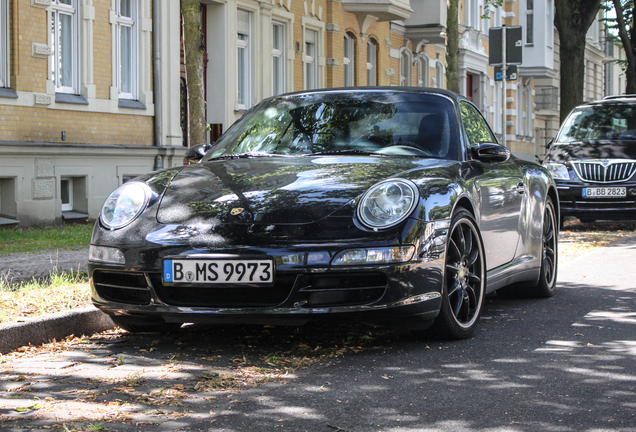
357,179,419,229
100,182,151,229
544,163,570,180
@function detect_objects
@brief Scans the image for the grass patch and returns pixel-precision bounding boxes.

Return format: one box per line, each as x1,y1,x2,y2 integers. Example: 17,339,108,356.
0,224,93,256
0,270,91,324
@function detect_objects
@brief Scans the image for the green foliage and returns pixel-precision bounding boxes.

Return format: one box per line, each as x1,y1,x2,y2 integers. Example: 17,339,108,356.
0,224,93,256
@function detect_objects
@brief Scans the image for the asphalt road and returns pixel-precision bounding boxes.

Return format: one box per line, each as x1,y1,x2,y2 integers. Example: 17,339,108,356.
1,236,635,431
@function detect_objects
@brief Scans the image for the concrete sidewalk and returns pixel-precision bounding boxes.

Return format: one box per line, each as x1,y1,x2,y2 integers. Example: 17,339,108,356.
0,247,115,354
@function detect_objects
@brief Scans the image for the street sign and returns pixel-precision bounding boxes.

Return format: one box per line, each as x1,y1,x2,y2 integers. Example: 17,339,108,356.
495,65,518,81
489,26,523,65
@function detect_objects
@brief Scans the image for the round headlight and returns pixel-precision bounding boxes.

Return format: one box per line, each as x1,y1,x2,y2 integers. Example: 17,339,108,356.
100,182,151,229
358,179,419,229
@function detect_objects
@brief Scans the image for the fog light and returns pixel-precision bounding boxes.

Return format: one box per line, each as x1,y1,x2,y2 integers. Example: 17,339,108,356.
89,245,125,264
331,246,415,266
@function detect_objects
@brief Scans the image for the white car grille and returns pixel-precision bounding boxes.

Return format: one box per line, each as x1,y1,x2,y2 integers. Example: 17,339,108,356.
573,160,636,183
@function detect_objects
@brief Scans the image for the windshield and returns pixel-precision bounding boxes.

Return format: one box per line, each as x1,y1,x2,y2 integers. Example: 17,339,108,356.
556,104,636,143
206,91,459,160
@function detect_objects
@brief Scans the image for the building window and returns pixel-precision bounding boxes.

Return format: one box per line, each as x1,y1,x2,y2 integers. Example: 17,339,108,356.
272,21,285,96
367,39,377,86
526,0,534,45
0,0,8,89
51,0,79,94
417,55,429,87
304,28,318,90
115,0,138,100
435,61,444,88
465,0,478,29
237,9,251,109
547,0,553,47
344,33,354,86
399,48,412,86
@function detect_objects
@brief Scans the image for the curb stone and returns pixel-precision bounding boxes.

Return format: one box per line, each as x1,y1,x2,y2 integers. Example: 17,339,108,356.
0,307,115,355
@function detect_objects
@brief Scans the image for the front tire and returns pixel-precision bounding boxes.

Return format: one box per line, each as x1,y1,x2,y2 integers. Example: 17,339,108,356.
428,208,486,340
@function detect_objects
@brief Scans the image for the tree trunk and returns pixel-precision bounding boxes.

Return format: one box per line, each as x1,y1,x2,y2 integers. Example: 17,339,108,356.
612,0,636,94
446,0,460,93
181,0,207,146
554,0,602,122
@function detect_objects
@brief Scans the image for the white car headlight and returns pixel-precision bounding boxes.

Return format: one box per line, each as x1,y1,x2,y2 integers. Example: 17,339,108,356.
544,163,570,180
100,182,151,229
358,179,419,229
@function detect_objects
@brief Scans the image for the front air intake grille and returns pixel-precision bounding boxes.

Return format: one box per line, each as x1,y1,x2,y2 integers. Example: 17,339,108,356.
573,161,636,183
149,273,297,307
92,270,151,305
298,273,387,307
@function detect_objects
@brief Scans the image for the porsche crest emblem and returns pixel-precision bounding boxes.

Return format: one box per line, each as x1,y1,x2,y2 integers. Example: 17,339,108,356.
231,208,244,216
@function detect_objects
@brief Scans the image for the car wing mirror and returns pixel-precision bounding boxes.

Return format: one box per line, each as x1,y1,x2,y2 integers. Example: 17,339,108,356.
471,142,511,163
185,143,212,164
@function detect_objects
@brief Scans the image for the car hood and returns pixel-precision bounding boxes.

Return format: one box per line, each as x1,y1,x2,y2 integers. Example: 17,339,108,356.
156,156,444,225
546,141,636,163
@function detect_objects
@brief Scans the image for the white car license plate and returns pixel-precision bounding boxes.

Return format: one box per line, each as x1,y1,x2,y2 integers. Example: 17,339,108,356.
582,187,627,198
163,259,274,284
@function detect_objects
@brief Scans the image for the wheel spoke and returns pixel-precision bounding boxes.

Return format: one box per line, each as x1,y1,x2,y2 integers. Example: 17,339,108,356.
452,290,464,317
448,279,461,297
467,271,481,285
456,225,466,259
449,238,461,261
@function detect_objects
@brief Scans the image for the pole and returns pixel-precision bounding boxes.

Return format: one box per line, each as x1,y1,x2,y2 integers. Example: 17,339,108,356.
501,25,507,149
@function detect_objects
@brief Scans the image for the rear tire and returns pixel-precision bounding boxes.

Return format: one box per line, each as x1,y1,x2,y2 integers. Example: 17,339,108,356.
427,208,486,340
497,197,558,298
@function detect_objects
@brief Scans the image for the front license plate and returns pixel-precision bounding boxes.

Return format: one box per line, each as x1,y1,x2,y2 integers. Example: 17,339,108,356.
163,259,274,284
583,187,627,198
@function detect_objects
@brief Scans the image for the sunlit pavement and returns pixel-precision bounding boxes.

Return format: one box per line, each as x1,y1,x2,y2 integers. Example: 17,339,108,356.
1,236,636,431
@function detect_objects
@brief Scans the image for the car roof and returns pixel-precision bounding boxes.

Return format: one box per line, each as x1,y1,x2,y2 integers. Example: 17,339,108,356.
580,95,636,107
266,86,467,104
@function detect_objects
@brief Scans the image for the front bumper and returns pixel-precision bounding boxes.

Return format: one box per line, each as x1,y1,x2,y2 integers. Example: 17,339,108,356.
89,228,448,326
555,182,636,220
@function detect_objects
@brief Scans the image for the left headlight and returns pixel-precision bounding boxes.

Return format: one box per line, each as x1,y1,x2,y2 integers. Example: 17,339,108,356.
100,182,151,229
357,179,419,229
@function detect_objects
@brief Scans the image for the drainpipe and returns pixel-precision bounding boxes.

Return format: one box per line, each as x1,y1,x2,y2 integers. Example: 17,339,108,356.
153,0,163,170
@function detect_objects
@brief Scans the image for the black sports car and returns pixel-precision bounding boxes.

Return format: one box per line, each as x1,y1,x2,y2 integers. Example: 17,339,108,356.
89,88,559,339
543,95,636,224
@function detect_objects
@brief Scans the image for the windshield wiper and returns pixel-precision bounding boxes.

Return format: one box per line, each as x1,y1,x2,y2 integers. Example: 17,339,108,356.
208,152,276,161
310,149,385,156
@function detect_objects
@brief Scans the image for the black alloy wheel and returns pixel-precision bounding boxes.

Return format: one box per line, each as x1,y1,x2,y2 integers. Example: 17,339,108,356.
428,208,486,339
532,197,558,297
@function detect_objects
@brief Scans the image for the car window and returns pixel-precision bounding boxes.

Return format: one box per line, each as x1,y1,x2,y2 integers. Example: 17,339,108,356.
555,104,636,143
460,101,496,147
208,92,460,160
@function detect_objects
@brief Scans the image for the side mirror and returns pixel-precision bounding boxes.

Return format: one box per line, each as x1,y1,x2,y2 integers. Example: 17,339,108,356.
185,143,212,164
471,142,511,163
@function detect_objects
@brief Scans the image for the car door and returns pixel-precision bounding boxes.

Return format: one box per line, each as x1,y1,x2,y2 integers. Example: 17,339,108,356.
460,101,524,270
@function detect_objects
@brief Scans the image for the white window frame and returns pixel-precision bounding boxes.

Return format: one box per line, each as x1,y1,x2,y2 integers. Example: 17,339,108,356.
525,0,534,45
367,39,377,86
50,0,80,94
343,33,354,87
399,48,412,86
417,54,429,87
115,0,138,100
547,0,553,47
0,0,8,88
465,0,479,29
304,28,318,90
525,86,533,137
434,61,444,89
493,80,502,134
237,9,251,109
272,21,285,96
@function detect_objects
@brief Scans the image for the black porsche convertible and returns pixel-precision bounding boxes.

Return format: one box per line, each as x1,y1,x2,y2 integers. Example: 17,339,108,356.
89,88,559,339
